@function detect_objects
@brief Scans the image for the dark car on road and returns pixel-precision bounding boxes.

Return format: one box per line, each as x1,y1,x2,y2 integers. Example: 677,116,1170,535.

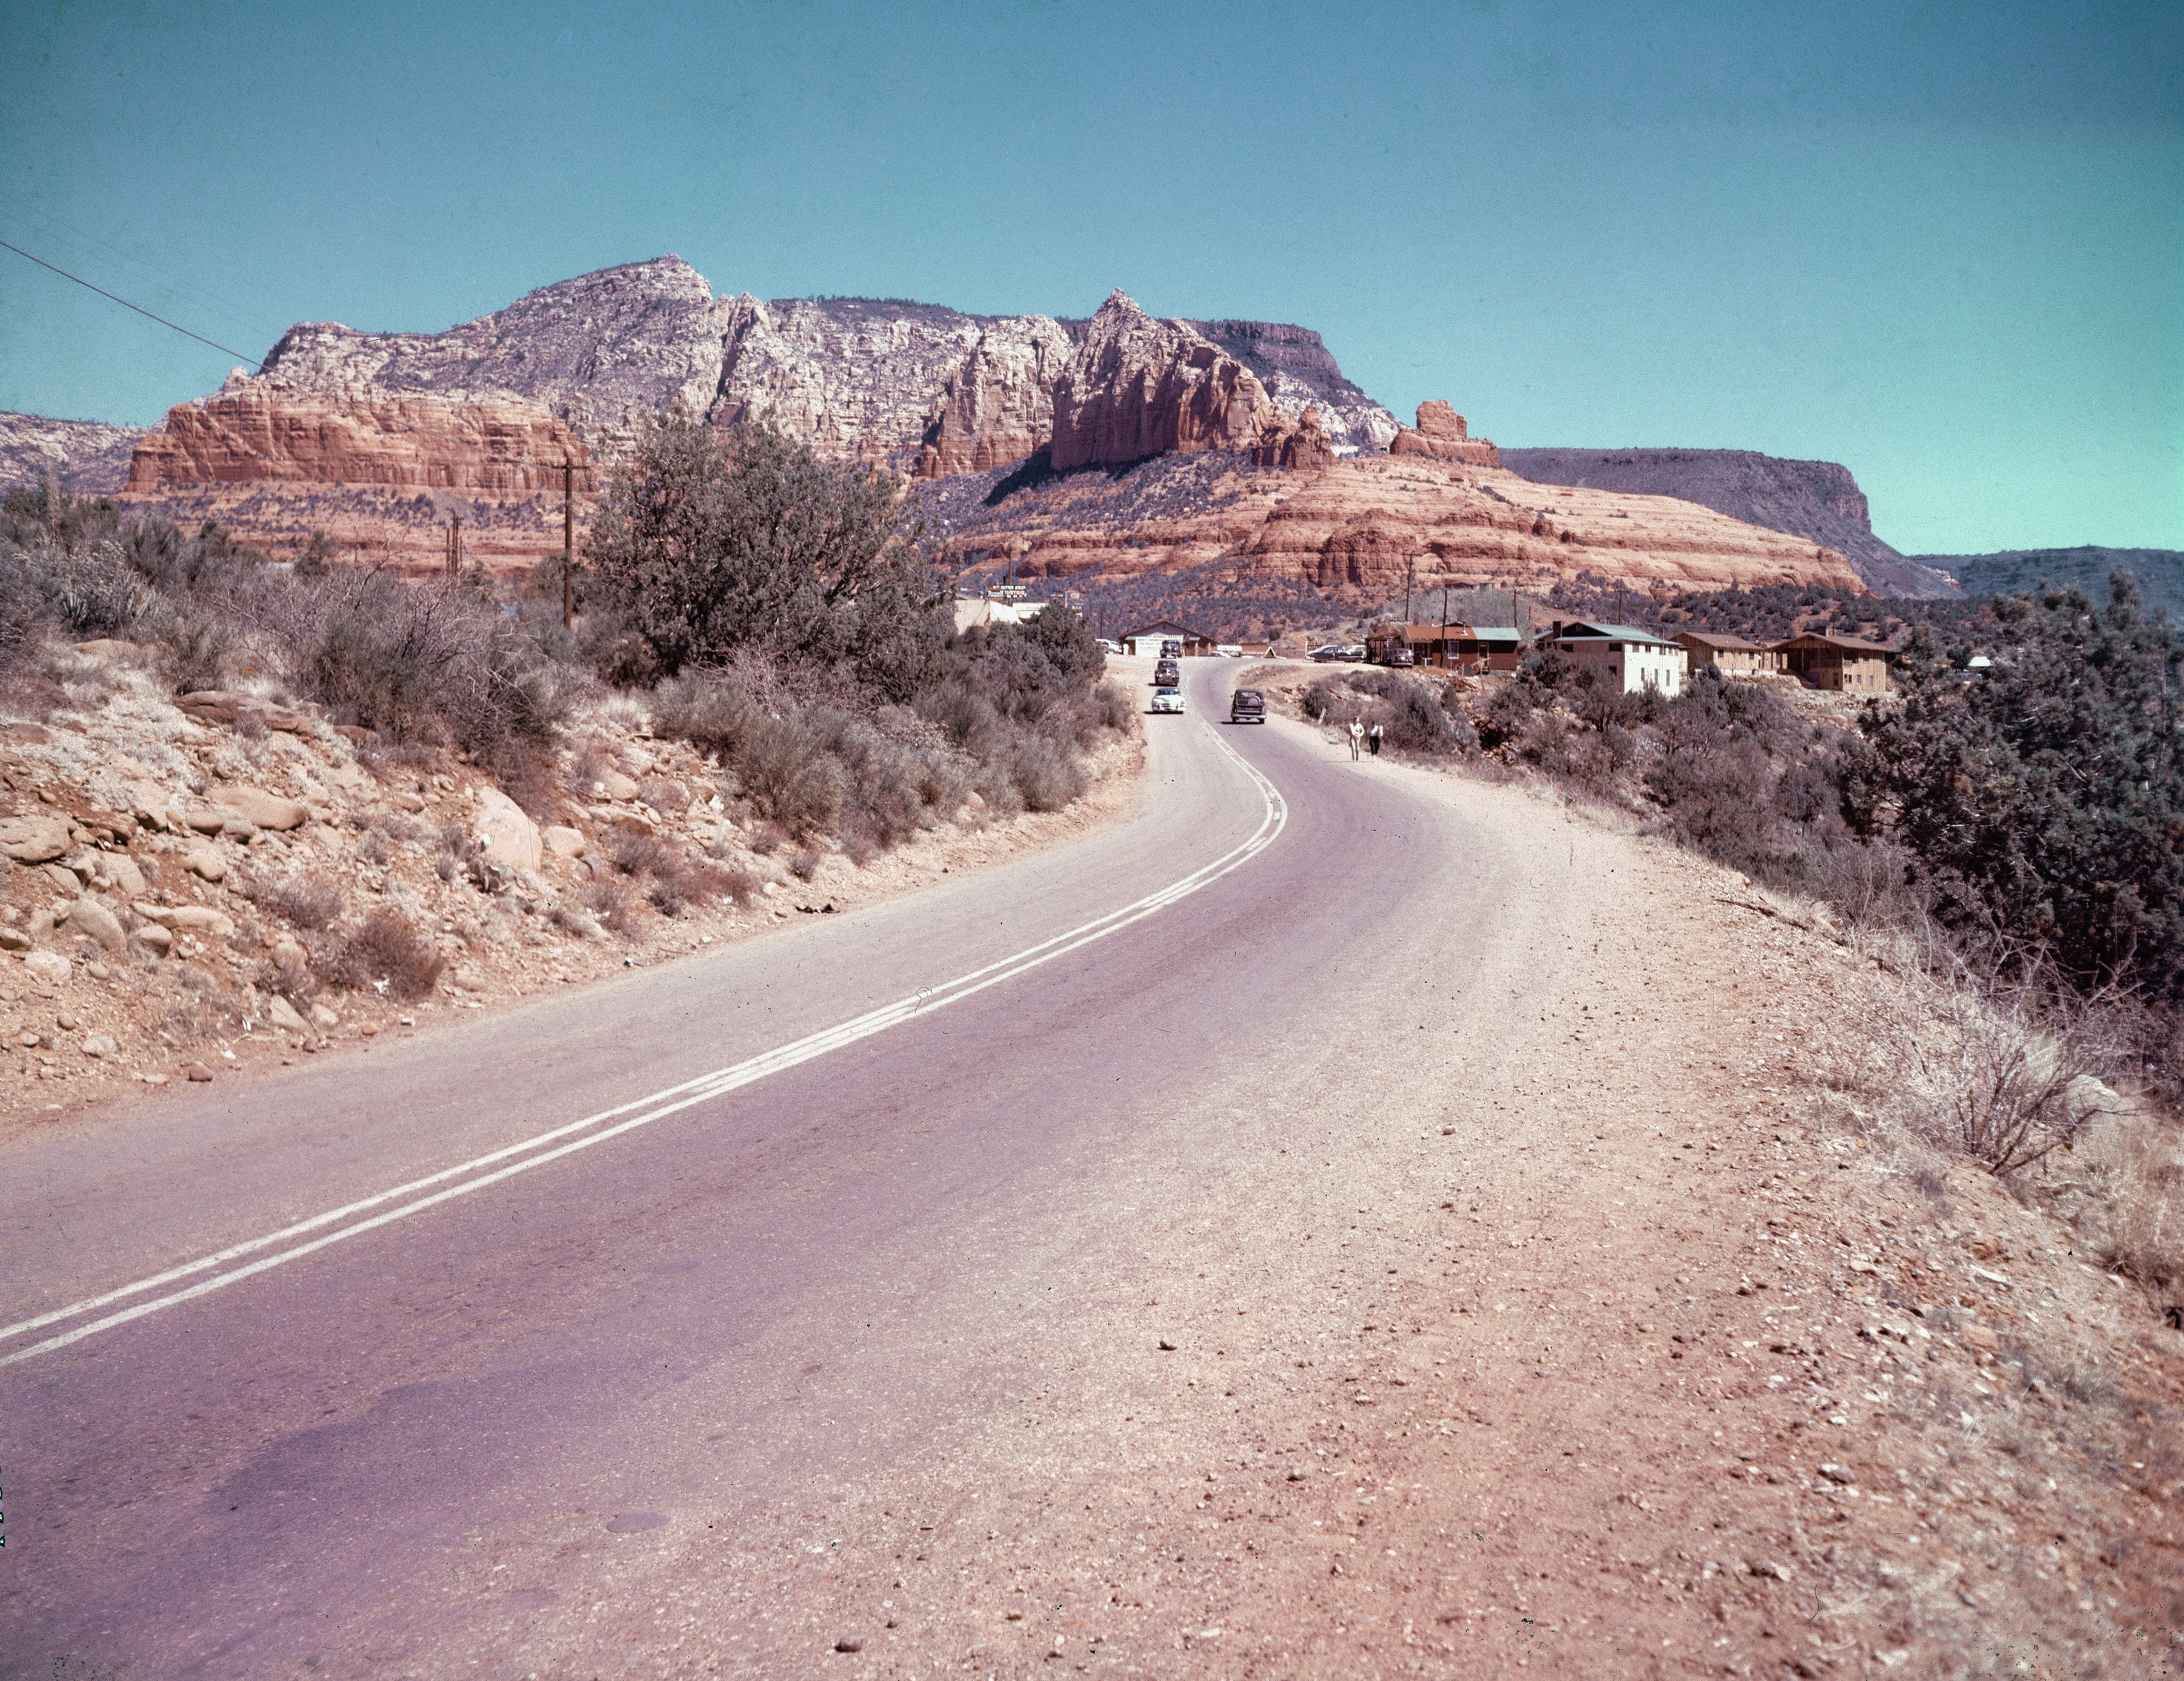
1153,658,1181,687
1229,688,1266,724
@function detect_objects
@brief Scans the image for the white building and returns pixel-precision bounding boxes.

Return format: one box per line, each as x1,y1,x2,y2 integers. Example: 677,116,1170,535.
1537,620,1688,696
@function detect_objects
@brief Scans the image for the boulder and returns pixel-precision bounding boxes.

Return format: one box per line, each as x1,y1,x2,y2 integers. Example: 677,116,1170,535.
267,995,309,1032
542,825,587,858
185,848,227,883
0,814,72,863
212,785,308,831
135,924,173,954
598,770,640,802
22,949,70,984
0,926,27,951
69,898,127,952
104,853,148,897
81,1033,118,1058
475,787,542,872
136,903,237,937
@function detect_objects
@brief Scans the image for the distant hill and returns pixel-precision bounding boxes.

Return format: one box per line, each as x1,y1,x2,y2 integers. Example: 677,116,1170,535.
1912,547,2184,619
1499,446,1958,599
0,411,145,495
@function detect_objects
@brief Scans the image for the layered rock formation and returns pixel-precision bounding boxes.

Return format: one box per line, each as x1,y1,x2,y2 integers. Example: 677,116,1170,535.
1249,406,1336,472
914,316,1076,477
1181,319,1398,455
1498,447,1952,597
1048,292,1284,470
0,412,147,494
918,451,1869,601
257,256,733,441
126,379,590,495
1389,401,1500,467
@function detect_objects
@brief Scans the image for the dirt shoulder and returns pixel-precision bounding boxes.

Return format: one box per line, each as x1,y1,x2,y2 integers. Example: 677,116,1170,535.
0,644,1145,1145
1193,713,2184,1677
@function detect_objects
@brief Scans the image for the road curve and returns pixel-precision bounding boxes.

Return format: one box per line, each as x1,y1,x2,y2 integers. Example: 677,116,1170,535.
0,657,1527,1677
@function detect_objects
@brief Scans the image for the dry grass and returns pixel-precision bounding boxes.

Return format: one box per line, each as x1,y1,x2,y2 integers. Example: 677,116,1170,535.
310,909,443,1001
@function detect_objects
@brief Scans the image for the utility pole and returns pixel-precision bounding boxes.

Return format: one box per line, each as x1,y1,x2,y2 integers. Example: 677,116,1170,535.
1404,554,1415,626
447,514,463,582
561,458,576,630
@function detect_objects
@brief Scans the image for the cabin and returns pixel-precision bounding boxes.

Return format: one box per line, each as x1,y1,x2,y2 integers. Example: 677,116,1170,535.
1121,620,1217,658
1673,630,1786,679
1775,632,1896,694
1535,620,1687,696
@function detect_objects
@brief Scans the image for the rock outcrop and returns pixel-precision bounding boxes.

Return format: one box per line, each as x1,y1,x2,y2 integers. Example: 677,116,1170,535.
258,256,734,442
1048,293,1283,471
915,316,1076,477
1389,401,1500,467
1249,405,1336,472
1182,320,1398,455
919,450,1870,601
126,380,591,495
0,412,147,494
1498,447,1951,597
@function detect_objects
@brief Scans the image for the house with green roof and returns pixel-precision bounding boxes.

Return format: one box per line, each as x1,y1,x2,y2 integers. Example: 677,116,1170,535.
1536,620,1688,696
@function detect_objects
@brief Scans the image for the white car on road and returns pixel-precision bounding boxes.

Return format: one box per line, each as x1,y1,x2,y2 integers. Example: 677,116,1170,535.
1148,687,1186,714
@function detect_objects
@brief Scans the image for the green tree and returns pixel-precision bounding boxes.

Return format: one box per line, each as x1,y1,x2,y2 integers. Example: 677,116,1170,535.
585,408,944,696
1845,574,2184,995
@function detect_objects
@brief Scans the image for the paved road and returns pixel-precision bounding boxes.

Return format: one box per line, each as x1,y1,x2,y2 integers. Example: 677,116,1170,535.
0,660,1520,1677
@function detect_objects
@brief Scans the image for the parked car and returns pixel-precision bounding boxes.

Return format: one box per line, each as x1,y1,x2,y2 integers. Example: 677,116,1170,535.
1215,644,1243,658
1228,687,1266,724
1153,658,1181,686
1097,638,1121,655
1149,686,1186,714
1310,645,1347,662
1341,645,1367,662
1160,639,1183,660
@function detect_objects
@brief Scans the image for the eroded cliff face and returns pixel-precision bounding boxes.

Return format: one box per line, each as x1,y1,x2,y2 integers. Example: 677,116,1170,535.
1048,292,1285,470
1497,446,1952,597
0,413,146,494
916,451,1870,602
125,380,590,496
258,256,733,442
914,317,1076,477
1183,319,1398,455
1388,400,1500,467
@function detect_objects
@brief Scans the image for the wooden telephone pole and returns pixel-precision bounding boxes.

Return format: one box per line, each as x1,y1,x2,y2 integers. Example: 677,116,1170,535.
445,514,463,581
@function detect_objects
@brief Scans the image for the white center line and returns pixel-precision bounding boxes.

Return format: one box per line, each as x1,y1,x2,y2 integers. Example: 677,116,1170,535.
2,719,1285,1367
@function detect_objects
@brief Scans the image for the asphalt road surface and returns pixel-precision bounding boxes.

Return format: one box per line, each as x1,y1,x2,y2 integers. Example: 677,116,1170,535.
1,659,1527,1677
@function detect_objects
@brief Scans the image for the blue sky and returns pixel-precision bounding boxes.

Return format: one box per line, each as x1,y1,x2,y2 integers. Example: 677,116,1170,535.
2,0,2177,554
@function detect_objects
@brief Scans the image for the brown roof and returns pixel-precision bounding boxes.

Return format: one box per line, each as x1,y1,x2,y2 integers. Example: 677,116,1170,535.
1675,631,1774,652
1774,632,1898,653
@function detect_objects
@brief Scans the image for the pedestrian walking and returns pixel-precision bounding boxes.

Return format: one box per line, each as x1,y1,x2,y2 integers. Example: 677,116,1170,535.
1367,721,1384,757
1348,718,1364,761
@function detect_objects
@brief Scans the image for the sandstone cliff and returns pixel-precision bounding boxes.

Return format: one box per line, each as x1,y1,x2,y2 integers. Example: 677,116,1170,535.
914,316,1076,477
1048,292,1284,471
0,412,147,495
1498,446,1952,597
258,256,733,443
126,379,590,496
914,450,1870,602
1181,319,1398,455
1388,400,1500,467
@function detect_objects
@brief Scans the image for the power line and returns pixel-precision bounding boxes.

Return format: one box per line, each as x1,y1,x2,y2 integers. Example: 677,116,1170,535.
0,238,266,370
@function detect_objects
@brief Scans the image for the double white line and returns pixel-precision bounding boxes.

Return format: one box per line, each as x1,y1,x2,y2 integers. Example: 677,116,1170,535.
1,723,1287,1368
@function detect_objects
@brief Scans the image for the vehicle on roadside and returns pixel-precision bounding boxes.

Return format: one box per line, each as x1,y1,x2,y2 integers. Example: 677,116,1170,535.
1215,644,1242,658
1149,687,1186,714
1160,638,1182,660
1228,688,1266,724
1153,658,1181,686
1341,645,1367,661
1310,645,1347,662
1097,638,1121,655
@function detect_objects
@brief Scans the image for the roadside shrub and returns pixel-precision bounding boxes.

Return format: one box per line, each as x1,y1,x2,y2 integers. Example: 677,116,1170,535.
236,867,346,931
739,711,845,835
605,828,672,877
1473,680,1535,751
312,909,443,1000
579,877,639,938
1007,734,1087,812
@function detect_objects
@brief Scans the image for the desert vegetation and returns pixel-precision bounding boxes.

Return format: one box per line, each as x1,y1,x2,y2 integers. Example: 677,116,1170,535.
1280,575,2184,1319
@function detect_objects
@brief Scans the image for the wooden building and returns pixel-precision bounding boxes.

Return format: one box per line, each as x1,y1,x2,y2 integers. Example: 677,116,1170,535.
1775,632,1896,694
1673,630,1786,678
1535,621,1688,696
1120,620,1217,658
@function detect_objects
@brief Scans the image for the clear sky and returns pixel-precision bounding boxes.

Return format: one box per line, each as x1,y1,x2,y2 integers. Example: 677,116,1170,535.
2,0,2177,554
